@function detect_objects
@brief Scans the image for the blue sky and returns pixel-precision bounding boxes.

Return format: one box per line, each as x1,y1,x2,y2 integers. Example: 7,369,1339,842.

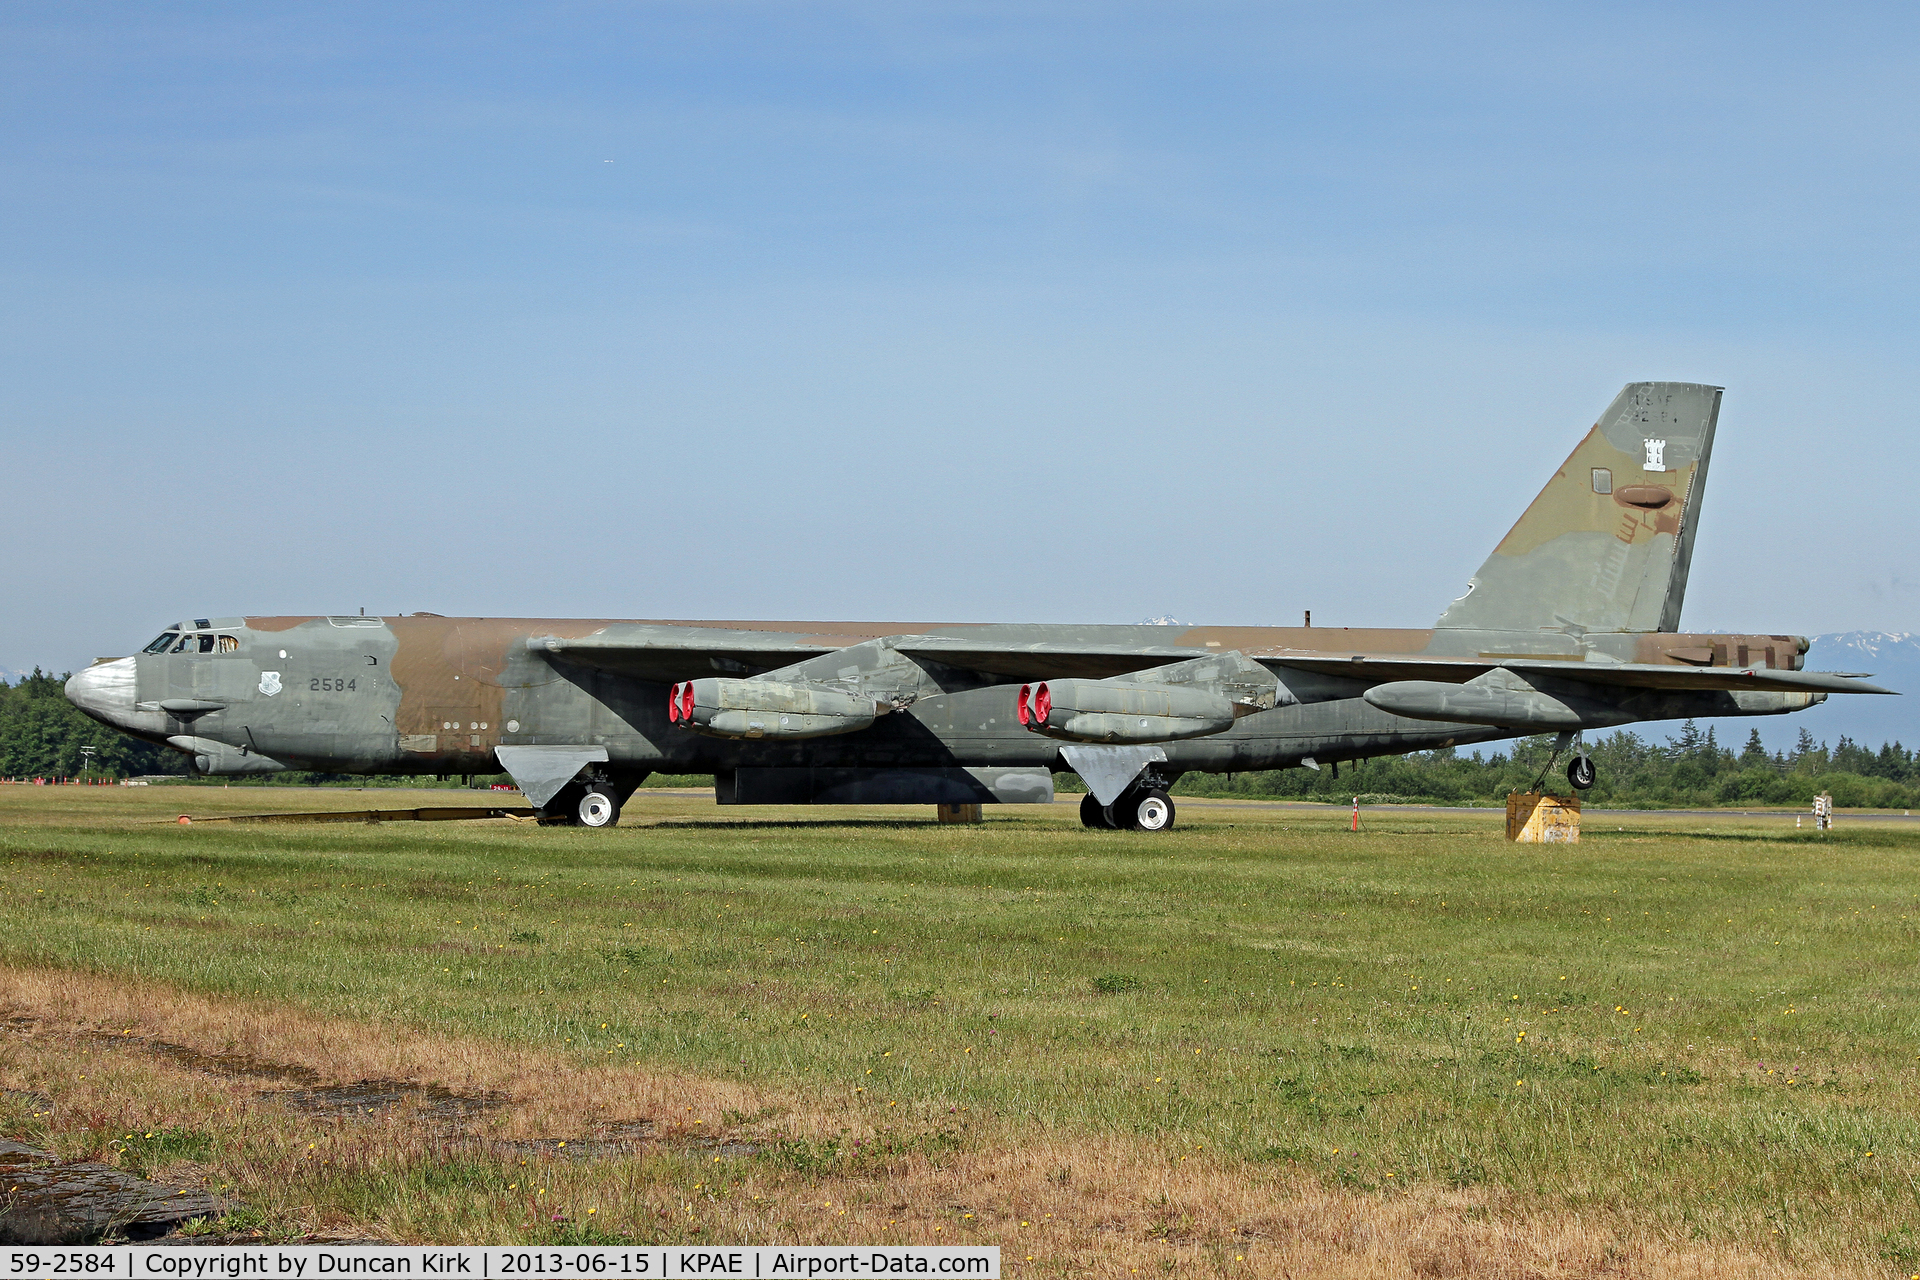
5,3,1918,686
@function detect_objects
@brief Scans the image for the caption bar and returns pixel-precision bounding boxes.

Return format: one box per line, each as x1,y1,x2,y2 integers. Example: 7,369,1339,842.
3,1248,999,1280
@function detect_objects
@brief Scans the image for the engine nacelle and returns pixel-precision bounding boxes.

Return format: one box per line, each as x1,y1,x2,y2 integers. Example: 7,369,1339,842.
1018,679,1236,744
668,678,877,740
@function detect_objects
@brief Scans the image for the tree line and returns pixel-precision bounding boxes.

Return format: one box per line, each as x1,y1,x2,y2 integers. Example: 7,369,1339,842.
4,668,1915,808
0,669,183,778
1173,721,1920,809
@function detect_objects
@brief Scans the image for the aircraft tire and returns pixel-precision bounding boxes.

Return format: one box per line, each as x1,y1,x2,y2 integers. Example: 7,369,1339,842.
1567,756,1596,791
1130,789,1176,832
577,785,622,828
1080,793,1118,829
538,781,589,825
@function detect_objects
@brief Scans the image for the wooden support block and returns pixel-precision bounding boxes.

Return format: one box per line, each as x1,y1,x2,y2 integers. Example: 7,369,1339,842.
1506,792,1580,843
936,803,983,825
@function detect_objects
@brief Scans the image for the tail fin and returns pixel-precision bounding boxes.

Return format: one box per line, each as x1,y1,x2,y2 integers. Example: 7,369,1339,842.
1435,382,1720,634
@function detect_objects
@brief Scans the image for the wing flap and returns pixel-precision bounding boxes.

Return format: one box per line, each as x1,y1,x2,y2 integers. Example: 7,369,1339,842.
1512,662,1895,695
1258,652,1895,695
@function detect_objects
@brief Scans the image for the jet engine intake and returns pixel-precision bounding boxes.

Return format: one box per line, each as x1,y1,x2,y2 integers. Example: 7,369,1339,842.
668,678,877,740
1020,679,1236,744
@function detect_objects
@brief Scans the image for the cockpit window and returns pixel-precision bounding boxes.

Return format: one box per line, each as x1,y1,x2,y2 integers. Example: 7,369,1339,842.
198,634,215,653
143,633,178,654
217,635,239,653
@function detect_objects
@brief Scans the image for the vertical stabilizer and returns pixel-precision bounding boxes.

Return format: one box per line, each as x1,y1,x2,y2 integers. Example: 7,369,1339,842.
1435,382,1720,633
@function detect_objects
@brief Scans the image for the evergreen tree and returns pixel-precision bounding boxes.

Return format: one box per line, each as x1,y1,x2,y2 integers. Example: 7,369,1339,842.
0,670,182,778
1790,727,1816,769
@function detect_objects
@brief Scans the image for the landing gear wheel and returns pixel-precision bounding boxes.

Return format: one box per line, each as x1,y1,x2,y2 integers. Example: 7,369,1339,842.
539,781,585,825
1080,793,1119,829
577,785,622,828
1567,756,1596,791
1130,789,1176,832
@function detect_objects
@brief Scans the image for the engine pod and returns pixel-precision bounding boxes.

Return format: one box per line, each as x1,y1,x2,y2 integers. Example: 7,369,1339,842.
675,677,877,740
1024,678,1236,743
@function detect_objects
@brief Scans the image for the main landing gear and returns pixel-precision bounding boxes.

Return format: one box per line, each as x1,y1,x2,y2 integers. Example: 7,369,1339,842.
541,774,642,827
1080,782,1178,831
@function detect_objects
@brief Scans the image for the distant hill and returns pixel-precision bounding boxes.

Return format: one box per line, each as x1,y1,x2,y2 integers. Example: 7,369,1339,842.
1700,631,1919,752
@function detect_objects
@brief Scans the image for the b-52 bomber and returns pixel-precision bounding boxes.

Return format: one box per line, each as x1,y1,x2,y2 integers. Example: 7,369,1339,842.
68,383,1894,831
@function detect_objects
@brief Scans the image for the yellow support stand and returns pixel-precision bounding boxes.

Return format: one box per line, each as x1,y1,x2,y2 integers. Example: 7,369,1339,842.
1506,792,1581,843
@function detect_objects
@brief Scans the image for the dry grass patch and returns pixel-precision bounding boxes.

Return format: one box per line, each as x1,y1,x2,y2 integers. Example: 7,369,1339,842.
0,965,779,1142
0,965,1871,1277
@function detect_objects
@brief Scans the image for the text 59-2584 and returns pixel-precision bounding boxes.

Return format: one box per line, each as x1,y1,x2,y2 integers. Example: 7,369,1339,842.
8,1255,120,1274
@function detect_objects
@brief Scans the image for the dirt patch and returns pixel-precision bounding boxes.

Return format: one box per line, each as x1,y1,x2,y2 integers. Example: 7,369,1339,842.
4,1006,757,1167
265,1079,505,1124
79,1030,319,1085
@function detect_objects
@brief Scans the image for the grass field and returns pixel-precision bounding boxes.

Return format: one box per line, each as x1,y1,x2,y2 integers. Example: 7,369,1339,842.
1,785,1916,1276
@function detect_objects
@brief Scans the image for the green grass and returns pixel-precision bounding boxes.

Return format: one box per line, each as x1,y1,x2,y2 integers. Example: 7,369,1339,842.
2,787,1917,1257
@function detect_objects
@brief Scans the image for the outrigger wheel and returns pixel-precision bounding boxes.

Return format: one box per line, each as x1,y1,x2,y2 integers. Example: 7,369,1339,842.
1567,755,1597,791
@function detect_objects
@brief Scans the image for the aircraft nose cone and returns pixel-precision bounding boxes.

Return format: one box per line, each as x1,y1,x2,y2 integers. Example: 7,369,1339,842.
66,657,138,727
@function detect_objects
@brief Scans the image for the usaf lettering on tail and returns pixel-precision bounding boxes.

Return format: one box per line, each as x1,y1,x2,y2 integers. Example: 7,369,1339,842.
67,384,1896,831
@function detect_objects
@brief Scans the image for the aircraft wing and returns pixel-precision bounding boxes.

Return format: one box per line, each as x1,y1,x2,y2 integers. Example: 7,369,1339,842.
1253,652,1896,695
904,639,1896,695
893,640,1211,681
530,629,1894,696
531,631,1214,684
528,629,836,682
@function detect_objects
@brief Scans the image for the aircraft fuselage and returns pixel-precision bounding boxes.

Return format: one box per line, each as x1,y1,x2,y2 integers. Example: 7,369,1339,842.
68,613,1819,782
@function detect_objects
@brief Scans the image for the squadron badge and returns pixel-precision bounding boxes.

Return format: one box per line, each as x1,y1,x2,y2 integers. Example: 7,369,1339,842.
259,671,282,696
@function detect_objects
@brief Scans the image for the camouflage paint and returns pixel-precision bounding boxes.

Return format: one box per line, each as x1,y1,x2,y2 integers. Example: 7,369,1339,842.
64,384,1892,812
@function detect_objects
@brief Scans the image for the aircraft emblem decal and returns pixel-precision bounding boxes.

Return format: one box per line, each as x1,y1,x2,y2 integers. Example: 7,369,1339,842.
259,671,282,696
1643,438,1667,470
